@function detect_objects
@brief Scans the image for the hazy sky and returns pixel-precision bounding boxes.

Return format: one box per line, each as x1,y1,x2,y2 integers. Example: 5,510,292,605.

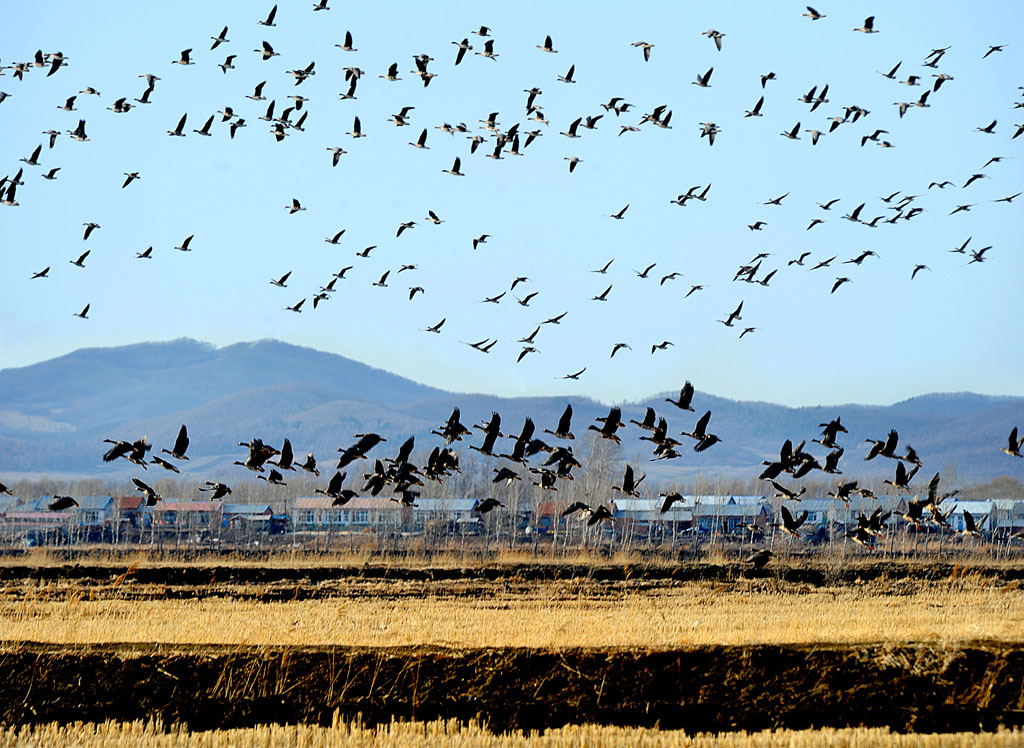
1,1,1021,407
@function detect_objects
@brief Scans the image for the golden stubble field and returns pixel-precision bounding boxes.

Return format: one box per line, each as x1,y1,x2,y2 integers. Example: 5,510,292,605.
1,720,1022,748
0,572,1021,647
1,558,1022,742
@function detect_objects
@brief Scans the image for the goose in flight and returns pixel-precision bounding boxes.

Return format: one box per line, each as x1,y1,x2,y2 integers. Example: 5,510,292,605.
285,299,305,313
475,39,498,61
744,96,764,117
853,16,878,33
346,116,366,138
69,250,89,268
610,204,629,219
132,477,162,505
474,498,505,515
515,292,538,307
73,304,90,319
336,30,357,52
2,180,19,203
172,49,195,65
560,117,582,138
631,41,654,61
831,277,852,293
200,481,232,499
1001,427,1023,457
701,29,725,51
537,35,557,53
160,425,190,461
543,404,575,440
770,480,806,502
692,67,713,88
802,6,825,20
651,341,673,353
285,198,305,214
326,147,347,166
780,122,801,140
193,115,214,136
270,271,292,287
257,468,287,486
20,144,42,166
865,429,900,460
136,247,153,259
883,460,920,493
561,368,586,380
612,465,645,497
610,342,631,358
167,113,187,137
681,410,713,442
557,65,576,83
258,5,277,26
245,81,267,102
451,38,472,64
210,26,229,49
843,203,865,222
720,300,743,327
665,381,696,411
442,157,464,176
379,62,401,81
779,506,809,536
82,222,100,240
591,285,612,301
49,496,79,511
958,511,985,539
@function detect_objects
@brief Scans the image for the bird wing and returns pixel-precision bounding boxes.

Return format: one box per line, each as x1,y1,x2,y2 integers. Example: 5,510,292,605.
174,424,189,455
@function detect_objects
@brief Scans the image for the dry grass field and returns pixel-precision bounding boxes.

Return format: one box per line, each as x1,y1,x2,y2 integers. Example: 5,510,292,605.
0,719,1021,748
0,560,1021,738
0,574,1020,647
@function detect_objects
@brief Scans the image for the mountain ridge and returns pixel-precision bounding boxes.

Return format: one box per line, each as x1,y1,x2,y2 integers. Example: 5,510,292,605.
1,339,1022,482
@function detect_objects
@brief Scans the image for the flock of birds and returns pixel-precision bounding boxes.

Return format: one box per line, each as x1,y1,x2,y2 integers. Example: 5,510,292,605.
1,7,1020,550
1,5,1020,381
3,377,1020,555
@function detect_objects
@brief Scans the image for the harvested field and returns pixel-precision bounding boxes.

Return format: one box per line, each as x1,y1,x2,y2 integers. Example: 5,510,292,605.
0,561,1021,735
0,565,1020,647
1,642,1023,733
1,720,1022,748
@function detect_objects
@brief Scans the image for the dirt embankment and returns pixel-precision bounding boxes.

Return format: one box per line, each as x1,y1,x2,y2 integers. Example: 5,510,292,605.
1,642,1021,733
0,561,1019,590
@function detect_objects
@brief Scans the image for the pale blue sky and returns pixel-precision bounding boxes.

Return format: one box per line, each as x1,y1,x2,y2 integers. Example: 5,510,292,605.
1,1,1021,406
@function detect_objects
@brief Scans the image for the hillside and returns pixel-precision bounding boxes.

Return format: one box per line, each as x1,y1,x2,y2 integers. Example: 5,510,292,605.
1,339,1022,483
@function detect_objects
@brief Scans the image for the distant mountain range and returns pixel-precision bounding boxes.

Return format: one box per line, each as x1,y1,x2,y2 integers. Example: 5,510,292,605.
1,338,1022,483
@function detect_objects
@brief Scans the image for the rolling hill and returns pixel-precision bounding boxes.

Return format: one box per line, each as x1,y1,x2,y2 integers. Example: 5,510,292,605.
1,339,1022,484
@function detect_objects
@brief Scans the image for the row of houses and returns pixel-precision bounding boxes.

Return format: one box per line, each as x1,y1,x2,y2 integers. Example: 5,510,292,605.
0,495,284,543
2,493,1023,545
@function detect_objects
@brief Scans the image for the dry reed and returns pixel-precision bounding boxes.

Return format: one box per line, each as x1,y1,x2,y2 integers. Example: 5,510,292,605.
1,580,1019,647
0,719,1020,748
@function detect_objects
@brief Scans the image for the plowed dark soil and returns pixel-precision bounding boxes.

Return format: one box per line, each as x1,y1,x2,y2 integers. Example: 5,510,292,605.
1,641,1022,733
